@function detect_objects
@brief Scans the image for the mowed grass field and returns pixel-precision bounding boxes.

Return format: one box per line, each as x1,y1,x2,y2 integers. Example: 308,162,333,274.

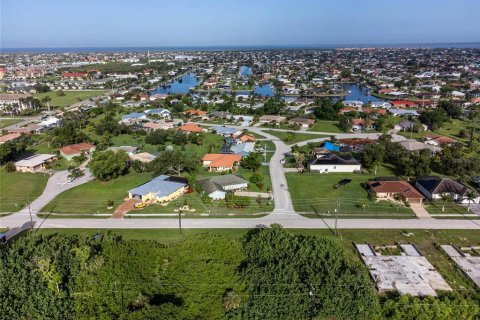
309,120,343,133
0,168,49,213
286,167,415,217
34,90,108,108
35,228,480,290
41,172,153,214
263,130,328,144
0,118,23,128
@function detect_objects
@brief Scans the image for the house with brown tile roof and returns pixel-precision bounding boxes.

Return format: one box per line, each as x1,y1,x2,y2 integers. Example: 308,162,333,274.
59,143,96,160
367,180,424,203
201,154,242,172
0,132,21,144
178,123,204,133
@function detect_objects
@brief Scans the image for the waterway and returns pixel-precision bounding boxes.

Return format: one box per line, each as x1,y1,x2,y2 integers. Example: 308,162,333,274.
340,83,385,103
150,73,200,95
239,66,252,77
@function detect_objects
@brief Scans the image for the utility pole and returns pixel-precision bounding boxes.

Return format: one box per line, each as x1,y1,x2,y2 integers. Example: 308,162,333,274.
335,199,340,237
178,207,182,234
28,199,33,232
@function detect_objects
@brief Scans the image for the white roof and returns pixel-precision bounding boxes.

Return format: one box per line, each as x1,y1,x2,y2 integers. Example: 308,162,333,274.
15,154,55,167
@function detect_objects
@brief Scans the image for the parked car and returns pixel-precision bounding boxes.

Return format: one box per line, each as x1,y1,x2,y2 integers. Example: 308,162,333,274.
134,202,146,209
334,178,352,189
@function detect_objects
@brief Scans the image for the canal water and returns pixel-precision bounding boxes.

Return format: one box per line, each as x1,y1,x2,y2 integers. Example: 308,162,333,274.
235,83,275,97
150,73,200,95
340,83,385,103
239,66,252,77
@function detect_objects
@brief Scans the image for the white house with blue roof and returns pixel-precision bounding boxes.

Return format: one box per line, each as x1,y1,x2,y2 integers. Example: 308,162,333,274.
145,108,171,118
128,175,188,203
120,112,147,124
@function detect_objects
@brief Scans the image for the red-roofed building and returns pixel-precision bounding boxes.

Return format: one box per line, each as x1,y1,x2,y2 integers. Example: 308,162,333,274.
367,180,424,203
59,143,96,160
184,109,208,116
178,123,204,133
0,132,21,144
202,154,242,172
362,108,387,115
391,100,419,108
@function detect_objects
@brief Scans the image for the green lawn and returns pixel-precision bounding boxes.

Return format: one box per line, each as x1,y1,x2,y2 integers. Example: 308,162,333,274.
34,90,108,108
309,120,343,133
34,228,480,290
263,130,328,144
0,118,23,128
41,172,153,214
423,201,471,215
397,119,473,143
0,168,49,213
286,167,415,217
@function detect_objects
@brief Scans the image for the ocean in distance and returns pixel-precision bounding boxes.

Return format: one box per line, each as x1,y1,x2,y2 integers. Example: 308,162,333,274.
2,42,480,53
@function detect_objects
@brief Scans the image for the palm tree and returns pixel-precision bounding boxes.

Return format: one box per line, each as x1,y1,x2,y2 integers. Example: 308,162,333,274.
41,95,52,111
440,194,451,212
463,190,477,212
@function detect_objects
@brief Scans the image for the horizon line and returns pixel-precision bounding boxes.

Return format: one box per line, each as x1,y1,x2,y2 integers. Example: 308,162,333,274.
2,41,480,51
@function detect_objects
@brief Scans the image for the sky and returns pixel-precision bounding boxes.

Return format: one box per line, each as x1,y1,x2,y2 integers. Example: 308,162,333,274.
1,0,479,48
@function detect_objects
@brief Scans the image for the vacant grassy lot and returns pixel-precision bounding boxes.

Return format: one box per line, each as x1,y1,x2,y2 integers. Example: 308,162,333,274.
286,168,415,217
309,120,343,133
0,168,49,213
264,130,328,144
41,172,153,214
34,90,108,108
34,228,480,290
0,118,23,128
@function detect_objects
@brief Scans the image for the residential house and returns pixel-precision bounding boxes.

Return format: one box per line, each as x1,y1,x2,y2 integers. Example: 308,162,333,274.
389,109,420,117
198,174,248,200
350,118,375,131
128,175,188,203
59,143,96,161
391,100,419,108
395,120,427,132
399,139,442,154
9,124,43,135
338,138,374,152
178,123,204,133
0,132,21,144
370,101,392,109
130,152,157,163
212,126,241,137
224,142,256,157
202,154,242,172
367,179,424,203
258,115,286,124
415,177,479,204
120,112,147,124
62,72,88,80
15,154,56,173
309,154,361,173
0,94,32,113
424,134,458,147
145,108,171,118
107,146,138,156
184,109,208,117
288,118,315,129
343,100,364,108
